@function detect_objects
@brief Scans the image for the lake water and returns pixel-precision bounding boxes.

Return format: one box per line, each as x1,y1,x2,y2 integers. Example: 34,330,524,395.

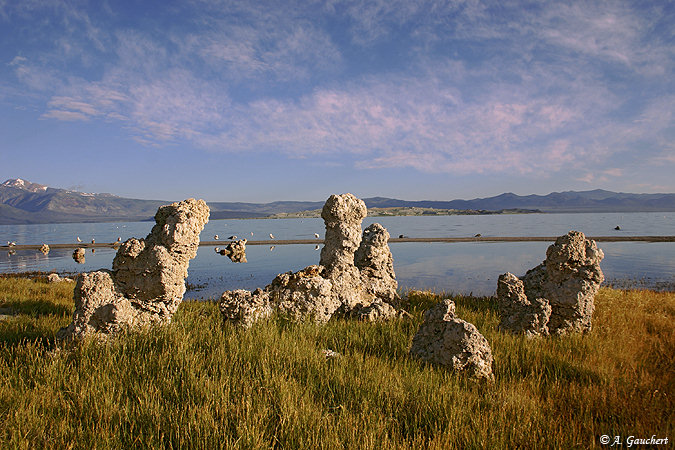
1,212,674,297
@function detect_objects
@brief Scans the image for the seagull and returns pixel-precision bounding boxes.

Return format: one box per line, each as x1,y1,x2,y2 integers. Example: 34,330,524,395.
269,233,275,239
614,226,621,231
214,247,220,253
270,245,275,251
314,233,320,238
474,233,482,238
228,235,237,240
91,238,95,244
314,244,320,250
214,235,219,240
76,237,82,243
117,237,122,242
250,232,254,236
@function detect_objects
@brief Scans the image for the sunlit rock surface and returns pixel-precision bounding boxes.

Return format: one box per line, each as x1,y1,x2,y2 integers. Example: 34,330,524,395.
58,198,209,339
497,231,604,335
355,223,398,305
219,288,272,329
72,248,85,264
497,272,552,337
219,193,399,325
410,299,494,381
224,239,247,263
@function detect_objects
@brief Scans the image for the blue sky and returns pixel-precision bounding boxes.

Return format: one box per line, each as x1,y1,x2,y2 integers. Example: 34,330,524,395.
1,0,673,202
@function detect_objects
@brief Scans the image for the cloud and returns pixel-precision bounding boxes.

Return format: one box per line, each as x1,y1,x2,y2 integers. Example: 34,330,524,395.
576,168,626,185
47,96,100,116
4,0,673,183
42,109,91,121
194,22,342,82
7,57,64,92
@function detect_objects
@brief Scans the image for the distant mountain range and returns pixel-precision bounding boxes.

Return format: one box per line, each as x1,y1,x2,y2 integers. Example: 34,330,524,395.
1,178,674,225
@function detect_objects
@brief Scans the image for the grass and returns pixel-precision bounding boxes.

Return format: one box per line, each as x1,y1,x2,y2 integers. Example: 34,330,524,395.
0,276,673,448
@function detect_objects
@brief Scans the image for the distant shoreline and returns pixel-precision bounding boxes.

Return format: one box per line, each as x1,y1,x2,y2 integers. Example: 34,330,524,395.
265,206,542,219
4,235,674,251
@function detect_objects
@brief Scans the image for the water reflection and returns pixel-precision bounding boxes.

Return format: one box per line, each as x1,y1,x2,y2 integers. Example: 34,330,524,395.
184,241,675,299
1,213,674,297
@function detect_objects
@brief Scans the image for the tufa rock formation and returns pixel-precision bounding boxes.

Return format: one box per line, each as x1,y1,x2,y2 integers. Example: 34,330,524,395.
497,273,552,337
47,273,73,283
72,248,85,264
351,298,397,322
355,223,398,305
410,299,494,381
266,265,339,323
225,239,247,263
497,231,604,336
219,193,399,326
219,288,272,329
40,243,50,255
320,193,367,275
58,198,209,339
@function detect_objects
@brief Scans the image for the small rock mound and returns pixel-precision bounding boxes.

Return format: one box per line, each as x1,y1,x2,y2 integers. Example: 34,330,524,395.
47,273,73,283
219,288,272,329
351,298,397,322
224,239,247,263
410,299,494,381
72,248,85,264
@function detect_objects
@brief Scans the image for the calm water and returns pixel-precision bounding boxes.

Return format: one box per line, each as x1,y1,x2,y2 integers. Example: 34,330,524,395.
1,212,674,297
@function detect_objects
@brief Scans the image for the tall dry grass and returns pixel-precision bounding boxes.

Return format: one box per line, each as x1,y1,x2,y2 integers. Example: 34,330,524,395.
0,276,672,448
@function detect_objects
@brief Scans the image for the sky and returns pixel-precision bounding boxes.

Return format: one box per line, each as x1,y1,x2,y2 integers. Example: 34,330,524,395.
1,0,673,202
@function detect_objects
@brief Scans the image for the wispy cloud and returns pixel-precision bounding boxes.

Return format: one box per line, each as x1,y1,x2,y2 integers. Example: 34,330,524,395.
3,0,673,185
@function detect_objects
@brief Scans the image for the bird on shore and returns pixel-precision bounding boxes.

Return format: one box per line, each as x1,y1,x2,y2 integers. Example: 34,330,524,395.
474,233,482,238
214,247,220,253
314,244,320,250
117,237,122,242
214,235,219,240
76,237,82,243
91,238,95,244
250,232,254,236
614,226,621,230
314,233,320,238
398,234,407,238
228,235,237,240
270,245,275,251
269,233,275,239
7,241,16,247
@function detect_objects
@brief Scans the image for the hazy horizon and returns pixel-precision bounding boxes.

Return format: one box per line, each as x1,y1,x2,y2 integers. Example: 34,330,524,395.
6,177,675,205
2,1,673,203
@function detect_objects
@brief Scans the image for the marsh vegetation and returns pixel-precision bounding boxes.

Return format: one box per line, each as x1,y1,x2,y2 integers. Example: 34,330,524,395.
0,275,672,448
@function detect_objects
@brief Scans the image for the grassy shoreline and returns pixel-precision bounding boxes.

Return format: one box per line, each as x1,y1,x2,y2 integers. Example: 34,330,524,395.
0,277,673,448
